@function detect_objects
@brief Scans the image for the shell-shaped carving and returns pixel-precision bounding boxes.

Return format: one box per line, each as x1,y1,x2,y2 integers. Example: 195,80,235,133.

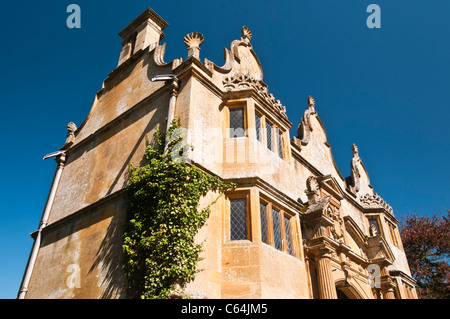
241,26,252,41
67,122,77,133
183,32,204,49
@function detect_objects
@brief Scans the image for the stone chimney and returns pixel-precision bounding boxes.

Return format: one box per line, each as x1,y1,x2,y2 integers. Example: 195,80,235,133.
117,8,169,66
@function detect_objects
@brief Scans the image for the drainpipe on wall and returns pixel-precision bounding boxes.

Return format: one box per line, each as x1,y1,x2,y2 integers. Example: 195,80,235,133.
17,152,67,299
150,74,180,154
166,77,180,133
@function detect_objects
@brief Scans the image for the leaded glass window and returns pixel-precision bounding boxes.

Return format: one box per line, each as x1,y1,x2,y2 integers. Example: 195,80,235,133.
284,216,294,255
255,113,262,142
388,222,399,247
230,198,247,240
260,202,269,244
266,122,273,151
272,208,282,250
277,128,284,159
229,108,245,138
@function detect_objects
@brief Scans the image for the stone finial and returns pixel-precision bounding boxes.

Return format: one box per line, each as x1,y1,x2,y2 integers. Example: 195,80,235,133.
349,143,361,193
306,176,320,205
296,96,317,144
308,95,315,109
352,143,359,156
241,26,252,42
62,122,77,149
184,32,204,59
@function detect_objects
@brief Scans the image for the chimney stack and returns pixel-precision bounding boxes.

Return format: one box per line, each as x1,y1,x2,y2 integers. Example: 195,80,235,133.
117,8,169,66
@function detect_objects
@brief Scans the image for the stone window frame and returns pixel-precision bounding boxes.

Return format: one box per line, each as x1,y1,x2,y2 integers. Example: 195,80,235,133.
254,109,286,160
385,218,401,248
226,102,248,139
255,112,263,143
259,196,299,257
403,281,415,299
224,190,251,243
276,127,284,159
259,201,270,245
224,100,290,162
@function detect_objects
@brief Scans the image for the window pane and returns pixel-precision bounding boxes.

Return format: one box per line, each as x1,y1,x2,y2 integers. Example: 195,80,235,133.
266,122,273,151
260,202,269,244
255,113,262,142
284,216,294,255
389,224,398,247
272,208,282,250
230,108,244,138
277,128,284,158
230,198,247,240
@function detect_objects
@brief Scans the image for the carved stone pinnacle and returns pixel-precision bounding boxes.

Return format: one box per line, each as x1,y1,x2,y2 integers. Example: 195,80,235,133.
241,26,252,42
183,32,204,59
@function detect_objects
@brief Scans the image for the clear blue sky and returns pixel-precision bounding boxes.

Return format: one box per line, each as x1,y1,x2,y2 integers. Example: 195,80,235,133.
0,1,448,299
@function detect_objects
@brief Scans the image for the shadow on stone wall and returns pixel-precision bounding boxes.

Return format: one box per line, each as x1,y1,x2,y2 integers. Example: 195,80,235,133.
88,198,129,299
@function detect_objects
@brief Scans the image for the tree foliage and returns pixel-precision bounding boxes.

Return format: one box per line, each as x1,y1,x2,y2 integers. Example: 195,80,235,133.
122,120,235,299
399,210,450,299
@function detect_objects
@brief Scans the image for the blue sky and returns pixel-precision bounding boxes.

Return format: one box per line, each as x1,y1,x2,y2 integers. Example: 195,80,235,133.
0,1,448,299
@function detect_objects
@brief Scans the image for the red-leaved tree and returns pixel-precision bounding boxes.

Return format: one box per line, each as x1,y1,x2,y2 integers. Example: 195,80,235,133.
399,210,450,299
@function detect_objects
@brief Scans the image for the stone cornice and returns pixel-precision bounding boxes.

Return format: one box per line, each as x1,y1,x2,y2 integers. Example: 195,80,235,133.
305,234,394,269
363,207,399,225
389,269,417,285
189,163,303,215
174,57,223,99
222,176,304,214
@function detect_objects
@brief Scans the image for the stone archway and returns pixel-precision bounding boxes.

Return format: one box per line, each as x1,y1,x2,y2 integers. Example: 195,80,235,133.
335,281,365,299
336,288,350,299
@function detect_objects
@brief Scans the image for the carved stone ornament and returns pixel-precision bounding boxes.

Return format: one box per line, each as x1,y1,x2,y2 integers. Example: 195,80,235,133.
296,96,317,146
62,122,77,149
369,223,379,237
348,143,361,193
360,193,393,214
241,26,252,42
153,42,183,69
306,175,320,204
326,205,341,221
183,32,204,59
222,73,287,119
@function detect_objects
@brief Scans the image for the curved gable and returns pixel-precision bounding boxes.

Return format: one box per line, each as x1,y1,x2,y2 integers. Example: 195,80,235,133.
293,97,347,191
